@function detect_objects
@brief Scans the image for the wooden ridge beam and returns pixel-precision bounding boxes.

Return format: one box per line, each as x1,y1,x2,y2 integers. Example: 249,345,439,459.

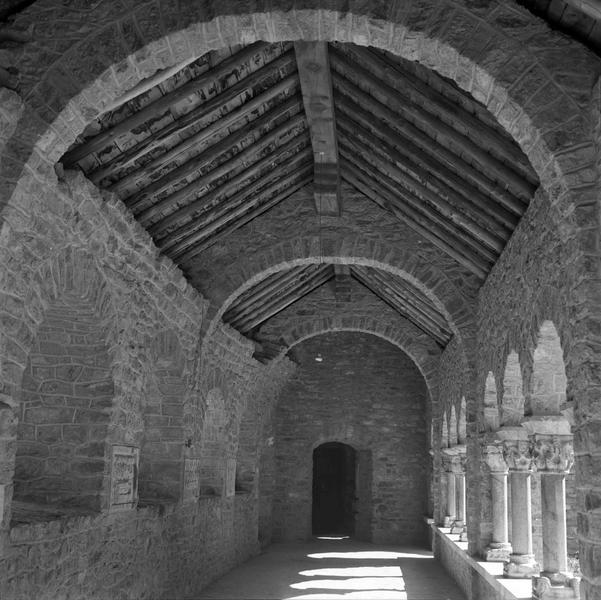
352,267,449,345
352,266,452,340
234,266,335,333
349,45,538,184
128,96,303,216
294,41,340,216
339,138,499,263
340,162,489,279
333,77,520,228
90,49,297,183
155,143,311,246
164,161,313,258
329,46,535,202
62,41,269,165
176,175,313,263
225,265,321,320
338,120,504,255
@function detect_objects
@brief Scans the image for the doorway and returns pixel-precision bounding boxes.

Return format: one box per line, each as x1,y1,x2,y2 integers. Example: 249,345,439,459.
312,442,356,536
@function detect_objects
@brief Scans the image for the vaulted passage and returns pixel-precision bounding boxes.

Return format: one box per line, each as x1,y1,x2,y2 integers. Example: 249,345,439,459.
0,2,600,600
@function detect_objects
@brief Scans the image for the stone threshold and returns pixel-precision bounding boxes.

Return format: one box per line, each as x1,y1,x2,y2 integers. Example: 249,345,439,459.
431,524,532,600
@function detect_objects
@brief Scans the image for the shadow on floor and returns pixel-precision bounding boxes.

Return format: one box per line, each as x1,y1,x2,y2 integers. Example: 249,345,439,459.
193,537,466,600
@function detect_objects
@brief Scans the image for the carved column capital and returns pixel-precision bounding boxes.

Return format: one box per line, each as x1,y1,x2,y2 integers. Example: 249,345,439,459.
483,443,508,473
503,438,534,471
531,434,574,473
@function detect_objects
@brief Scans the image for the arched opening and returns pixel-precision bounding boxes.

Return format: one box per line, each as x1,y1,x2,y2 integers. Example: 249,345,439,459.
312,442,356,537
449,405,458,446
501,351,524,426
458,397,467,444
198,388,227,496
484,371,499,431
441,412,449,448
14,292,114,520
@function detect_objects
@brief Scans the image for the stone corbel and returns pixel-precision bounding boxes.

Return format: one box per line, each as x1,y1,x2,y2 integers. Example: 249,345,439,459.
531,434,574,474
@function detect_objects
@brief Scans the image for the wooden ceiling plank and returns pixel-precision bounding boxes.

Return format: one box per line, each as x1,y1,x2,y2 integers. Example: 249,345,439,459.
339,142,498,263
351,267,449,345
227,265,328,326
90,50,298,184
354,265,452,337
225,265,321,320
338,121,505,254
340,162,489,279
329,47,536,202
237,267,335,333
136,113,306,226
333,79,520,228
62,41,269,165
166,161,313,257
155,145,311,245
104,72,299,192
176,175,313,263
363,45,538,184
127,96,303,214
294,41,341,216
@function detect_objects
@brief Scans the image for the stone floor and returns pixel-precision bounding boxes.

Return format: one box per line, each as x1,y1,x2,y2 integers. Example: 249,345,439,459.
194,537,467,599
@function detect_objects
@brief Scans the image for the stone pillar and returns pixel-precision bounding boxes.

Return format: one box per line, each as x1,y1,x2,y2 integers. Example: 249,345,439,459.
442,450,456,528
531,434,579,599
503,436,540,578
484,443,512,562
450,449,467,541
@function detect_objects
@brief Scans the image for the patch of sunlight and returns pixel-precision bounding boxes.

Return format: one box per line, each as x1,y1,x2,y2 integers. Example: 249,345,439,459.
299,567,403,578
283,591,407,599
290,577,405,591
307,551,432,560
316,536,350,540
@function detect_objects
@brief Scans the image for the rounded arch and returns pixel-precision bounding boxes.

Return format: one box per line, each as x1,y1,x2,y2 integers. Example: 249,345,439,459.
501,350,525,426
449,404,458,446
530,320,567,416
10,248,120,515
272,315,440,401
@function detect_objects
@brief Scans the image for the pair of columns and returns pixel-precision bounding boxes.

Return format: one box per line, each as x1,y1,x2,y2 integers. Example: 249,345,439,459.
485,427,576,597
442,446,467,541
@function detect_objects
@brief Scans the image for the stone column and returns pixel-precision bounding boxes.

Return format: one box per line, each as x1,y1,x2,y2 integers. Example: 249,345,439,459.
442,450,456,528
503,436,540,578
450,449,467,541
531,434,579,599
484,443,512,562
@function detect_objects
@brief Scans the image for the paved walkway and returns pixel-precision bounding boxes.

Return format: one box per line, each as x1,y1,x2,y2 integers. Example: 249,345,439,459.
194,537,467,600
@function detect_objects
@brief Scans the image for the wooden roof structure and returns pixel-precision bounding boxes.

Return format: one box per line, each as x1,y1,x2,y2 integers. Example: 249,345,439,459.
61,39,541,357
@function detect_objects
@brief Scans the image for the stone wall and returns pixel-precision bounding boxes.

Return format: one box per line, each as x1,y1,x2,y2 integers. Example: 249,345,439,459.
273,331,428,545
0,169,296,599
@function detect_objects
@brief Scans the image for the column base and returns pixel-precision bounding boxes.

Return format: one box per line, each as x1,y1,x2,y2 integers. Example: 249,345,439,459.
504,554,540,578
486,542,512,562
533,575,580,600
450,519,464,534
443,516,454,528
459,530,468,542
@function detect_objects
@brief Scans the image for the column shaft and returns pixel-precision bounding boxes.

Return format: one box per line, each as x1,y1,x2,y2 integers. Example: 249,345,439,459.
491,472,509,544
541,473,568,576
446,472,456,520
510,471,533,555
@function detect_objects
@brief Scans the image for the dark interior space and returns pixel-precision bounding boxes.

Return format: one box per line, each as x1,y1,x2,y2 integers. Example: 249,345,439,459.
312,442,356,536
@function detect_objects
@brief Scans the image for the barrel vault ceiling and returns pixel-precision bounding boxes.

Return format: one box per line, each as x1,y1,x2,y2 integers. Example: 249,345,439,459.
60,38,543,360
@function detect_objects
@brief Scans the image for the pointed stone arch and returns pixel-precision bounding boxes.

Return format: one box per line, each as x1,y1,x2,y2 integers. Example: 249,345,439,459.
483,371,499,431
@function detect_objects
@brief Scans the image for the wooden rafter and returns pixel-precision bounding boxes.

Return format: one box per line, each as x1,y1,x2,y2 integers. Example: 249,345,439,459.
225,265,335,333
89,50,298,184
332,44,538,192
329,46,536,205
340,160,490,279
294,42,340,216
62,42,270,165
333,76,520,228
